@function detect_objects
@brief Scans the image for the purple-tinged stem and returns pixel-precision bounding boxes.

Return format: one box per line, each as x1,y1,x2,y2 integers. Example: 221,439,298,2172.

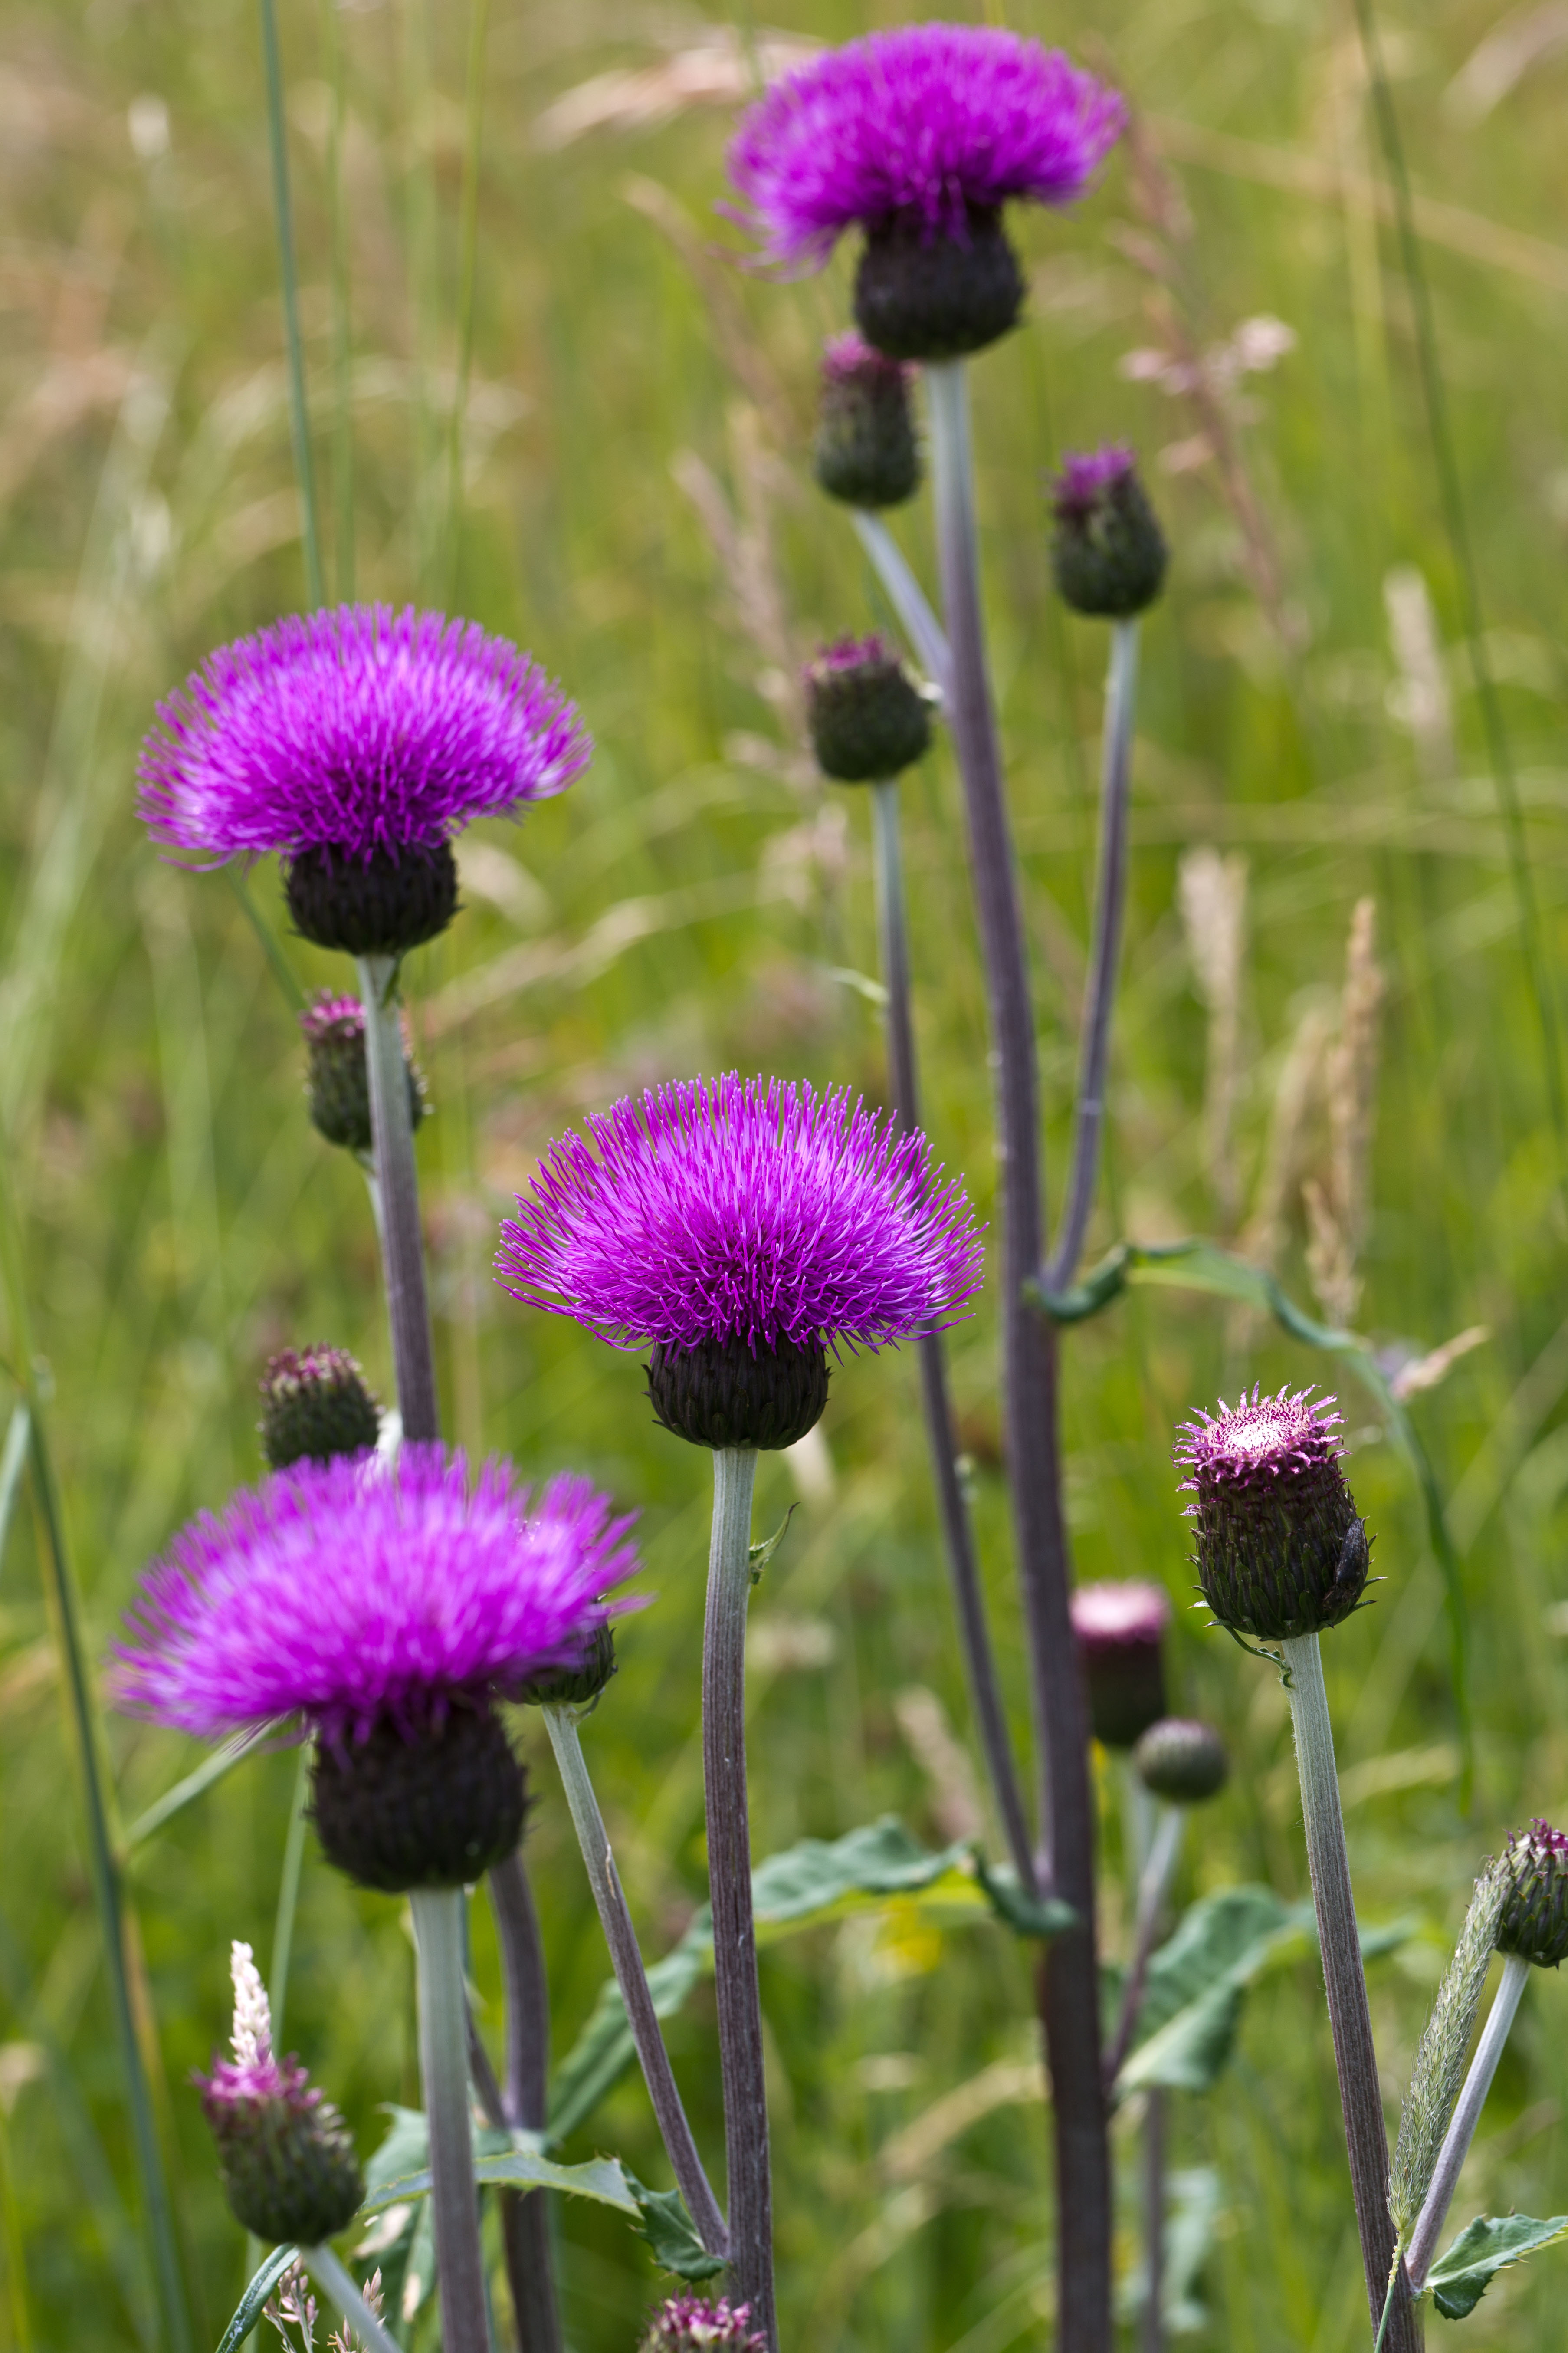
1279,1633,1420,2352
869,777,1036,1891
489,1850,562,2353
1404,1952,1529,2293
925,354,1110,2353
1045,618,1139,1292
703,1446,775,2348
356,953,439,1444
408,1887,494,2353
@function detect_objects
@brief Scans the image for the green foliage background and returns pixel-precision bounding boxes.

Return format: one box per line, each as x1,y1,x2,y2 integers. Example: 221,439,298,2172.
2,0,1567,2345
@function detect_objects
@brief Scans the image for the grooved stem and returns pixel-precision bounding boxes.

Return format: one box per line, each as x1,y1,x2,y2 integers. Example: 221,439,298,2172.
870,778,1035,1890
488,1851,561,2353
304,2244,402,2353
545,1707,728,2256
356,955,439,1443
409,1888,492,2353
703,1448,774,2347
926,355,1109,2353
1405,1952,1529,2293
1280,1633,1420,2351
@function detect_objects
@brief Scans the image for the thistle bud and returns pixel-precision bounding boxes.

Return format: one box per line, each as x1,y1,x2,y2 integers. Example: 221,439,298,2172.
804,636,932,783
640,2297,766,2353
311,1702,528,1895
814,335,921,509
1496,1820,1568,1969
646,1335,829,1453
1133,1716,1229,1805
1049,446,1167,619
516,1618,617,1711
259,1347,381,1471
854,207,1026,363
1069,1580,1171,1748
300,992,427,1157
198,1942,364,2246
1175,1386,1371,1643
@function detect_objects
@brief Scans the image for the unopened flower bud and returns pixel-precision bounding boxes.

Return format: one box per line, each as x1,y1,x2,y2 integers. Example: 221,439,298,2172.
517,1619,618,1711
198,1942,363,2246
1496,1820,1568,1969
300,992,427,1156
1069,1580,1171,1748
640,2297,766,2353
647,1335,829,1453
805,636,932,783
814,335,921,508
1175,1386,1371,1643
1133,1716,1229,1805
1049,446,1167,618
260,1347,380,1471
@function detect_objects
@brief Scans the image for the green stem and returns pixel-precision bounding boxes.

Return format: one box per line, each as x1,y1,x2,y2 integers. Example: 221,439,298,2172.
304,2243,401,2353
356,956,439,1443
259,0,325,609
445,0,492,606
319,0,354,602
850,511,951,694
268,1748,311,2049
0,1398,31,1584
409,1888,493,2353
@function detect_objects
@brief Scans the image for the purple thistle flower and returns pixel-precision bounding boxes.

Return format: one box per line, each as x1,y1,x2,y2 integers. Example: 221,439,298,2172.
1175,1385,1371,1641
198,1942,363,2245
640,2296,766,2353
140,604,590,867
727,26,1126,269
1069,1578,1171,1749
113,1446,636,1745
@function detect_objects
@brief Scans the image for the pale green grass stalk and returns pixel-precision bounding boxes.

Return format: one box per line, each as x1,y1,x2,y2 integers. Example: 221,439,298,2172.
259,0,325,609
1404,1951,1531,2292
1389,1863,1507,2243
320,0,355,603
444,0,492,607
267,1752,312,2051
304,2244,401,2353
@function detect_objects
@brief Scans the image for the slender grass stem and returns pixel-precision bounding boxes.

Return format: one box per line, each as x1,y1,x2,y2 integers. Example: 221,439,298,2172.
409,1889,492,2353
704,1447,774,2345
304,2242,402,2353
487,1850,561,2353
356,956,439,1444
0,1397,32,1581
1104,1805,1184,2088
319,0,354,603
869,779,1035,1889
268,1748,311,2049
1141,2086,1166,2353
850,512,952,696
445,0,492,606
1279,1633,1419,2350
224,868,304,1015
544,1706,728,2256
1404,1951,1530,2292
259,0,325,609
925,355,1109,2353
1046,618,1139,1292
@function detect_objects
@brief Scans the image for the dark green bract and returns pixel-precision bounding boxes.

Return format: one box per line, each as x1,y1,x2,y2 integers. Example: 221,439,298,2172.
806,648,931,783
259,1346,380,1470
646,1334,829,1452
1496,1823,1568,1969
853,207,1025,362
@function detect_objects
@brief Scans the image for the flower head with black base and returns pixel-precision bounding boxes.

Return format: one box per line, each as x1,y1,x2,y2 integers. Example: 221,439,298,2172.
114,1448,636,1892
1496,1820,1568,1969
1134,1716,1229,1805
1176,1385,1370,1643
1069,1579,1171,1748
728,26,1125,360
301,993,427,1156
640,2298,766,2353
495,1072,982,1451
805,635,932,782
139,605,590,956
1050,446,1168,619
198,1939,363,2245
259,1346,381,1471
814,335,921,508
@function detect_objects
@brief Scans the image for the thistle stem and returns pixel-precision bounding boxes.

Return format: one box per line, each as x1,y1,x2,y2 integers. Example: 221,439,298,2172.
267,1748,310,2049
487,1850,561,2353
1279,1633,1420,2350
850,511,952,697
1045,618,1139,1292
869,777,1035,1890
704,1447,775,2346
925,354,1110,2353
356,955,439,1445
409,1887,493,2353
1404,1952,1530,2293
303,2245,402,2353
1104,1805,1184,2088
544,1706,729,2256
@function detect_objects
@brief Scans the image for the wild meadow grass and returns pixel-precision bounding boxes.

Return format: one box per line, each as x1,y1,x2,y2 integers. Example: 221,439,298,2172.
2,0,1568,2345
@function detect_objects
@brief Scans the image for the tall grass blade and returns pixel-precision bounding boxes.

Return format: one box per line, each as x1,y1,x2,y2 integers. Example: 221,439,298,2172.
259,0,325,608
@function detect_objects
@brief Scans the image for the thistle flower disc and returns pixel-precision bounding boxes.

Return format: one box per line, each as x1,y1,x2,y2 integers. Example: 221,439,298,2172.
1176,1386,1370,1642
1496,1820,1568,1969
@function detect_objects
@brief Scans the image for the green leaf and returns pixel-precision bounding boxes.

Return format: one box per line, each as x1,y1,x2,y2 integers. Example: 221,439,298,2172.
971,1853,1077,1940
1427,2212,1568,2319
626,2178,728,2282
214,2245,298,2353
361,2149,640,2218
547,1931,711,2144
748,1504,796,1585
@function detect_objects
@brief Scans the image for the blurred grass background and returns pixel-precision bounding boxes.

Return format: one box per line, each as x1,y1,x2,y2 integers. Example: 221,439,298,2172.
3,0,1568,2344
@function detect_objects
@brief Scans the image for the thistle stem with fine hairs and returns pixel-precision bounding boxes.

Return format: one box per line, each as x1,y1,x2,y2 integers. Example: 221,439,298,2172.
1046,617,1140,1292
851,510,952,698
545,1706,728,2257
869,777,1035,1890
926,353,1110,2353
356,954,439,1444
304,2245,401,2353
409,1887,493,2353
1279,1633,1420,2351
489,1850,562,2353
1405,1952,1530,2292
704,1447,775,2346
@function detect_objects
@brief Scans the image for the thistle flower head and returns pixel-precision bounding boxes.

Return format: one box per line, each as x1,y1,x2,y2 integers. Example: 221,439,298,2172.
1496,1819,1568,1969
804,634,932,782
1069,1579,1170,1748
299,991,426,1155
197,1941,363,2245
113,1446,636,1745
814,335,921,508
1049,444,1168,618
640,2297,766,2353
259,1345,380,1471
1175,1385,1370,1642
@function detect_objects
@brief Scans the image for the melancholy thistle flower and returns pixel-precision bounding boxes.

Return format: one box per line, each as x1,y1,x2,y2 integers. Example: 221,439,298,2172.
1496,1819,1568,1969
1069,1579,1171,1749
495,1072,983,1453
1175,1385,1371,1643
259,1347,381,1472
727,25,1125,361
640,2297,766,2353
301,993,426,1157
114,1447,636,1893
1133,1715,1229,1806
805,636,932,784
814,334,921,508
1049,446,1168,620
139,605,590,957
198,1940,363,2246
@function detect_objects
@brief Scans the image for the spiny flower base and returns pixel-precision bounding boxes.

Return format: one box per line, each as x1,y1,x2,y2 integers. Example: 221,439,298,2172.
311,1706,526,1893
285,839,459,957
647,1335,829,1451
1176,1387,1370,1642
260,1347,380,1471
854,209,1024,363
1497,1821,1568,1969
1050,450,1168,618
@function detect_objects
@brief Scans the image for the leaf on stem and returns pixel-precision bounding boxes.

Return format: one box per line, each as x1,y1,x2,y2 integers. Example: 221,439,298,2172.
215,2245,299,2353
1426,2212,1568,2319
625,2179,728,2281
748,1503,797,1586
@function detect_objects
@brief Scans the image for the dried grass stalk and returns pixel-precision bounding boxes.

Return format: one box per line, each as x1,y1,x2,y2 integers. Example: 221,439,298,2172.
1178,847,1249,1229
